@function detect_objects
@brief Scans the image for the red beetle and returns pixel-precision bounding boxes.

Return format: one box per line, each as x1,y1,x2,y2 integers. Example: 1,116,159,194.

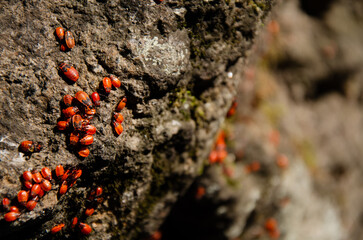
51,223,65,234
81,125,96,135
57,121,69,131
19,141,42,153
30,184,41,198
96,187,103,197
65,31,75,49
79,222,92,235
91,92,100,106
63,94,74,107
38,188,45,198
102,77,112,93
32,171,43,183
113,112,124,123
10,206,19,213
2,198,10,210
41,167,52,181
26,200,37,211
59,181,68,195
69,132,80,146
59,63,79,82
4,212,20,222
62,106,79,118
55,27,65,41
78,147,90,158
80,135,93,145
71,169,82,180
60,43,68,52
40,179,52,192
24,181,33,189
116,97,127,111
110,75,121,88
23,171,33,181
85,208,95,216
75,91,94,110
113,121,123,136
55,165,64,178
72,114,83,131
85,108,96,116
61,170,70,181
71,217,78,228
17,190,29,205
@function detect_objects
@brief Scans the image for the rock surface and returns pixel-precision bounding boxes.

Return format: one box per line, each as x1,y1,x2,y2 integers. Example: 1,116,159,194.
0,0,274,239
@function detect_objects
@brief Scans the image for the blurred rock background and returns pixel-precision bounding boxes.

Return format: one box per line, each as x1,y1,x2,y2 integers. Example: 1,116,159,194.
161,0,363,240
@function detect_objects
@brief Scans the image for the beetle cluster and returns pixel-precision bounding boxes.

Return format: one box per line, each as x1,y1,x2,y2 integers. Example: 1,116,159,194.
55,165,82,195
50,186,104,235
55,27,75,52
57,91,97,158
2,167,53,222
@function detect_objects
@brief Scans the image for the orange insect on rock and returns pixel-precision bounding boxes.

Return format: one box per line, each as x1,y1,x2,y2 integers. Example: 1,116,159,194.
110,75,121,88
51,223,65,234
55,165,64,178
23,171,33,182
10,206,19,213
40,179,52,192
17,190,29,205
81,125,96,135
30,184,41,198
19,141,42,153
41,167,52,181
65,31,75,49
63,94,74,107
26,200,37,211
79,222,92,235
276,154,289,169
149,231,162,240
95,187,103,197
265,218,278,232
24,181,33,189
71,217,78,228
78,147,90,158
116,97,127,111
4,212,20,222
209,150,218,164
69,132,80,146
113,121,123,136
32,171,43,183
60,43,68,52
75,91,93,111
62,106,79,118
102,77,112,94
61,170,71,181
2,198,10,210
195,186,205,200
72,114,83,131
91,92,100,106
85,208,95,216
80,135,93,145
38,188,45,198
59,63,79,82
55,27,65,41
57,121,69,131
59,181,68,195
113,112,124,123
71,169,82,181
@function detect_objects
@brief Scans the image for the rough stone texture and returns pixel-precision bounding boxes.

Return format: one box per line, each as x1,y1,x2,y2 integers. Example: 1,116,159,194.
0,0,274,239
